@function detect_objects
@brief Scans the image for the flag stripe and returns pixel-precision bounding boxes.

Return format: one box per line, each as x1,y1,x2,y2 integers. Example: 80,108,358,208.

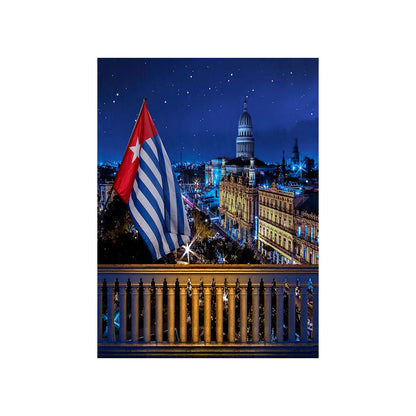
159,135,182,231
138,168,164,219
130,182,171,257
133,171,177,253
140,143,163,189
157,135,190,236
128,197,160,260
145,138,159,162
137,156,164,198
152,135,176,231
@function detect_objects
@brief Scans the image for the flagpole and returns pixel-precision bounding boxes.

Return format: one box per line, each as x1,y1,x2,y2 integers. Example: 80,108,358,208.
99,97,147,219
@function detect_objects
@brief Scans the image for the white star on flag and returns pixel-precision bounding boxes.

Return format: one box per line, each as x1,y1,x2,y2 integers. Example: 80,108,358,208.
129,137,140,162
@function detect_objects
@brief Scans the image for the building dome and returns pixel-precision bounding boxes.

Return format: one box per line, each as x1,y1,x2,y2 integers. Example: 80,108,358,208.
236,100,254,159
239,101,252,128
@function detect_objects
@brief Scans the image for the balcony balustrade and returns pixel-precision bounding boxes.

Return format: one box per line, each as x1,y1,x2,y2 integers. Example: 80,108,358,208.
294,234,319,247
98,265,318,358
258,234,295,259
258,215,294,234
260,202,293,214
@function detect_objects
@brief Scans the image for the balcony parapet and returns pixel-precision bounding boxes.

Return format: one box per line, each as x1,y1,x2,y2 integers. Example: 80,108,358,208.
98,265,318,358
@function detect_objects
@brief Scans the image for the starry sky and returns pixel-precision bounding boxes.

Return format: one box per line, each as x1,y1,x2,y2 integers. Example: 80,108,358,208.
98,58,318,165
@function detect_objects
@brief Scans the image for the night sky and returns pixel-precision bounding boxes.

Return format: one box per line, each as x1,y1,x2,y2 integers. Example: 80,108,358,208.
98,58,318,165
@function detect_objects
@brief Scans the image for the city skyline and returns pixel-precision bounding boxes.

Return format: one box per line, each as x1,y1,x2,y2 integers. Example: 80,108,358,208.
98,58,318,165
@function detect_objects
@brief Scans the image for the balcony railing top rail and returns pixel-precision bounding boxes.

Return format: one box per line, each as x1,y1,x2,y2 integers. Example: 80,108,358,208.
98,264,318,286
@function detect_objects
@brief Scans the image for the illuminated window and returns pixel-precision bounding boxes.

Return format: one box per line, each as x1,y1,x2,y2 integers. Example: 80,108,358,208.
297,225,301,237
304,225,307,239
311,227,314,242
304,248,307,260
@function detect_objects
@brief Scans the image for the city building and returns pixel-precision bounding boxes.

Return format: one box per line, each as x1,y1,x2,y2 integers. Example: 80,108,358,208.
219,169,258,245
289,138,300,169
258,184,319,265
98,163,117,212
258,183,295,264
293,192,319,265
205,157,228,187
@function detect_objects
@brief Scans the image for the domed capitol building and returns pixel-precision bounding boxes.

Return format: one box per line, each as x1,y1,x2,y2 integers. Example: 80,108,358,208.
204,100,274,188
203,100,275,247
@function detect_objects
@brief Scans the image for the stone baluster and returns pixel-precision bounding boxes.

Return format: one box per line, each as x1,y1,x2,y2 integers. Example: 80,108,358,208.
119,283,127,342
264,285,272,343
143,285,151,343
179,286,187,343
167,286,175,344
301,284,309,343
204,286,211,344
252,284,260,343
131,285,139,343
97,284,103,343
107,283,115,342
216,286,223,344
289,285,296,342
240,286,247,343
313,285,319,344
277,284,284,343
228,286,235,343
155,285,163,343
192,285,199,343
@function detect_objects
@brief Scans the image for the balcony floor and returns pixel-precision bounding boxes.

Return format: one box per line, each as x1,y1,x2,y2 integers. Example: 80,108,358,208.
98,343,318,358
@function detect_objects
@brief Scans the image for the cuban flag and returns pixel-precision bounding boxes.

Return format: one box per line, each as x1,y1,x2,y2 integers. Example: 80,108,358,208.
113,100,191,261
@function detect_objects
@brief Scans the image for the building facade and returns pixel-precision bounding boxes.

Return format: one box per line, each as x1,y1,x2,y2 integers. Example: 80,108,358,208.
219,173,258,245
293,194,319,265
98,164,117,212
258,183,296,264
257,184,319,265
205,157,227,187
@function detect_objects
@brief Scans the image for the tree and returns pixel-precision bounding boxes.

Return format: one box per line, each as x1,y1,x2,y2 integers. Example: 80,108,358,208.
98,195,153,264
189,208,213,242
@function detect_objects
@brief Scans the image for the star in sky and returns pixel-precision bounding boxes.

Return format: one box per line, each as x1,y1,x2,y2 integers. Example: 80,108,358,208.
98,58,318,164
